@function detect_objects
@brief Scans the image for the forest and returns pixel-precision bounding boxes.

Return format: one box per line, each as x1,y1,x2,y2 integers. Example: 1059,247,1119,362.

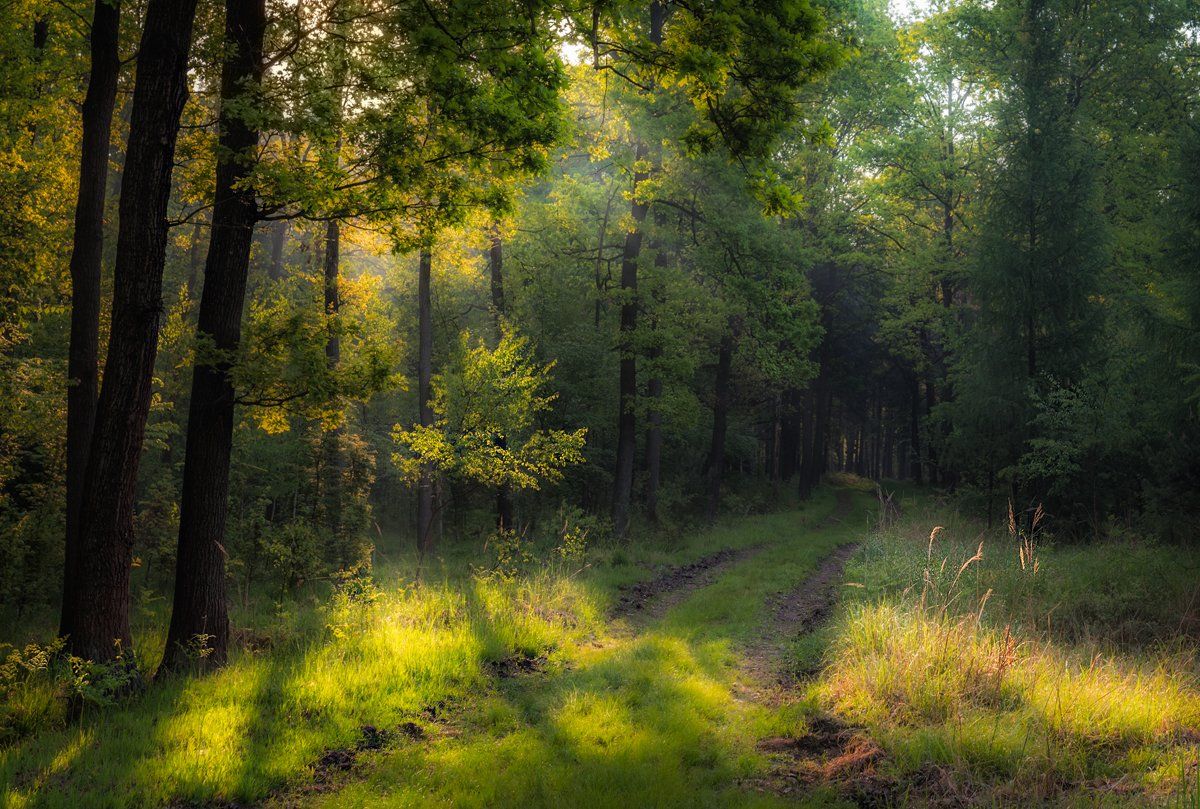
2,0,1200,805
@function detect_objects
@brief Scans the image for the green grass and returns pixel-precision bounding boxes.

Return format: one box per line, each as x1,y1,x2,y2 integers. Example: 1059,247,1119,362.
809,491,1200,806
1,486,866,808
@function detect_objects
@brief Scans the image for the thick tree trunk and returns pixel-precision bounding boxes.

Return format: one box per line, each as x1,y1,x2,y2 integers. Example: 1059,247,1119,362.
705,322,736,522
68,0,201,663
611,141,649,539
488,233,514,531
417,249,435,552
61,0,121,642
160,0,265,674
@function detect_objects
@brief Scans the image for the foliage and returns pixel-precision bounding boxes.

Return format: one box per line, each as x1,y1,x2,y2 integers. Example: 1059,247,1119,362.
393,328,586,492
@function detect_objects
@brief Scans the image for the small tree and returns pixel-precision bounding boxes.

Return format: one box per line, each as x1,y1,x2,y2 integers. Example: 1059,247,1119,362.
393,328,586,547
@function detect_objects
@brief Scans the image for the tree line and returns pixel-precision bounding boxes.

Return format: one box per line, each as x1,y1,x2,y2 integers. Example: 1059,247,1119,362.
1,0,1198,672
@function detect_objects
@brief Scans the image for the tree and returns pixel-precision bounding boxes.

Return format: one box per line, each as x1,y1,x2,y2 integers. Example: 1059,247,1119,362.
60,0,121,642
68,0,202,664
160,0,267,674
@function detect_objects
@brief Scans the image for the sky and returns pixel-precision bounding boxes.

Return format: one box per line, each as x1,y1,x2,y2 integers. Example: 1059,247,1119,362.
889,0,934,21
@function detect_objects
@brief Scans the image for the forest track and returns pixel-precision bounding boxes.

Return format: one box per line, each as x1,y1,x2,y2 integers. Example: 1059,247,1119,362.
743,488,861,693
609,543,767,623
610,488,860,626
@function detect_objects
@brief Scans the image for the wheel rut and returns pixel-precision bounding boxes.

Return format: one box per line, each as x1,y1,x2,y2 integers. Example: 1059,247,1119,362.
744,488,861,691
609,543,766,624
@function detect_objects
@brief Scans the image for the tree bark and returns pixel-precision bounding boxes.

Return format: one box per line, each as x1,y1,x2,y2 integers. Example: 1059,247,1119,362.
611,141,649,539
160,0,266,674
417,248,435,552
68,0,201,663
61,0,121,642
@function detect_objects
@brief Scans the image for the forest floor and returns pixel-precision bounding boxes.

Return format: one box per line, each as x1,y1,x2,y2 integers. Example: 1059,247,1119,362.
3,480,1200,807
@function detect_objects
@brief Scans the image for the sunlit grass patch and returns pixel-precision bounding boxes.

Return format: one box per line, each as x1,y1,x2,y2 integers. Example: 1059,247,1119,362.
811,501,1200,805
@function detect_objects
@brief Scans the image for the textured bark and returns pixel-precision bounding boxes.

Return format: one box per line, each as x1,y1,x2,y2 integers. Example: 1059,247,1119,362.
611,141,649,539
488,234,514,531
68,0,200,663
61,0,121,642
417,249,435,552
704,322,736,522
160,0,265,674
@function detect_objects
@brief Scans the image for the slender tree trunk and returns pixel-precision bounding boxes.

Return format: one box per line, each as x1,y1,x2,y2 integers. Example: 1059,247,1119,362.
640,2,666,524
611,141,649,539
705,321,736,522
268,219,287,280
68,0,201,663
322,218,343,544
488,232,514,531
779,388,800,480
417,248,435,552
909,374,923,484
160,0,265,674
61,0,121,642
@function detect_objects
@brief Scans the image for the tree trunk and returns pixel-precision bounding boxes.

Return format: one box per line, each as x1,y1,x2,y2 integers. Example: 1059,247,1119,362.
268,219,287,280
68,0,201,663
705,321,736,522
779,388,800,480
322,218,343,543
909,374,923,484
611,141,649,539
61,0,121,642
417,248,435,552
160,0,265,674
488,232,514,531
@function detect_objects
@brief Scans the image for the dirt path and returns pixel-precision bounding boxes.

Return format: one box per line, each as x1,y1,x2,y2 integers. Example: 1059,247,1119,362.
743,488,861,691
609,543,766,623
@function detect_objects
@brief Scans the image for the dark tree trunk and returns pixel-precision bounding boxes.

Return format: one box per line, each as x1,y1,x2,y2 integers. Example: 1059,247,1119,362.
160,0,265,674
488,233,514,531
909,374,923,484
779,388,801,480
417,248,435,552
61,0,121,642
611,141,649,539
186,220,206,299
640,0,667,525
705,322,736,522
33,15,49,52
68,0,201,663
322,218,343,541
644,369,663,521
924,372,938,484
268,219,287,280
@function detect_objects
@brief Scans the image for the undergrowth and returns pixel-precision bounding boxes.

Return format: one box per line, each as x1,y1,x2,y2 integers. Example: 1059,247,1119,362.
813,494,1200,806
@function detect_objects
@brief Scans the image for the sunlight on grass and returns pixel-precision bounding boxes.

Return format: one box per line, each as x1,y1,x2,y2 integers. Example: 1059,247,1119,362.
811,495,1200,804
1,489,860,808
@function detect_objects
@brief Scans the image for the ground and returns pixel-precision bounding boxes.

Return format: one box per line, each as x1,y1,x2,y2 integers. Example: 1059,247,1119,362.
2,481,1199,807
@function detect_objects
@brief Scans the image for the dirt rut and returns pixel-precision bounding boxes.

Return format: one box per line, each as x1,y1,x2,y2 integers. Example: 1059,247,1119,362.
609,543,766,623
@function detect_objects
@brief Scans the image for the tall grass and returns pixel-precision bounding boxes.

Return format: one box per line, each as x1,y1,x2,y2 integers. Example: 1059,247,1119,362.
813,496,1200,804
